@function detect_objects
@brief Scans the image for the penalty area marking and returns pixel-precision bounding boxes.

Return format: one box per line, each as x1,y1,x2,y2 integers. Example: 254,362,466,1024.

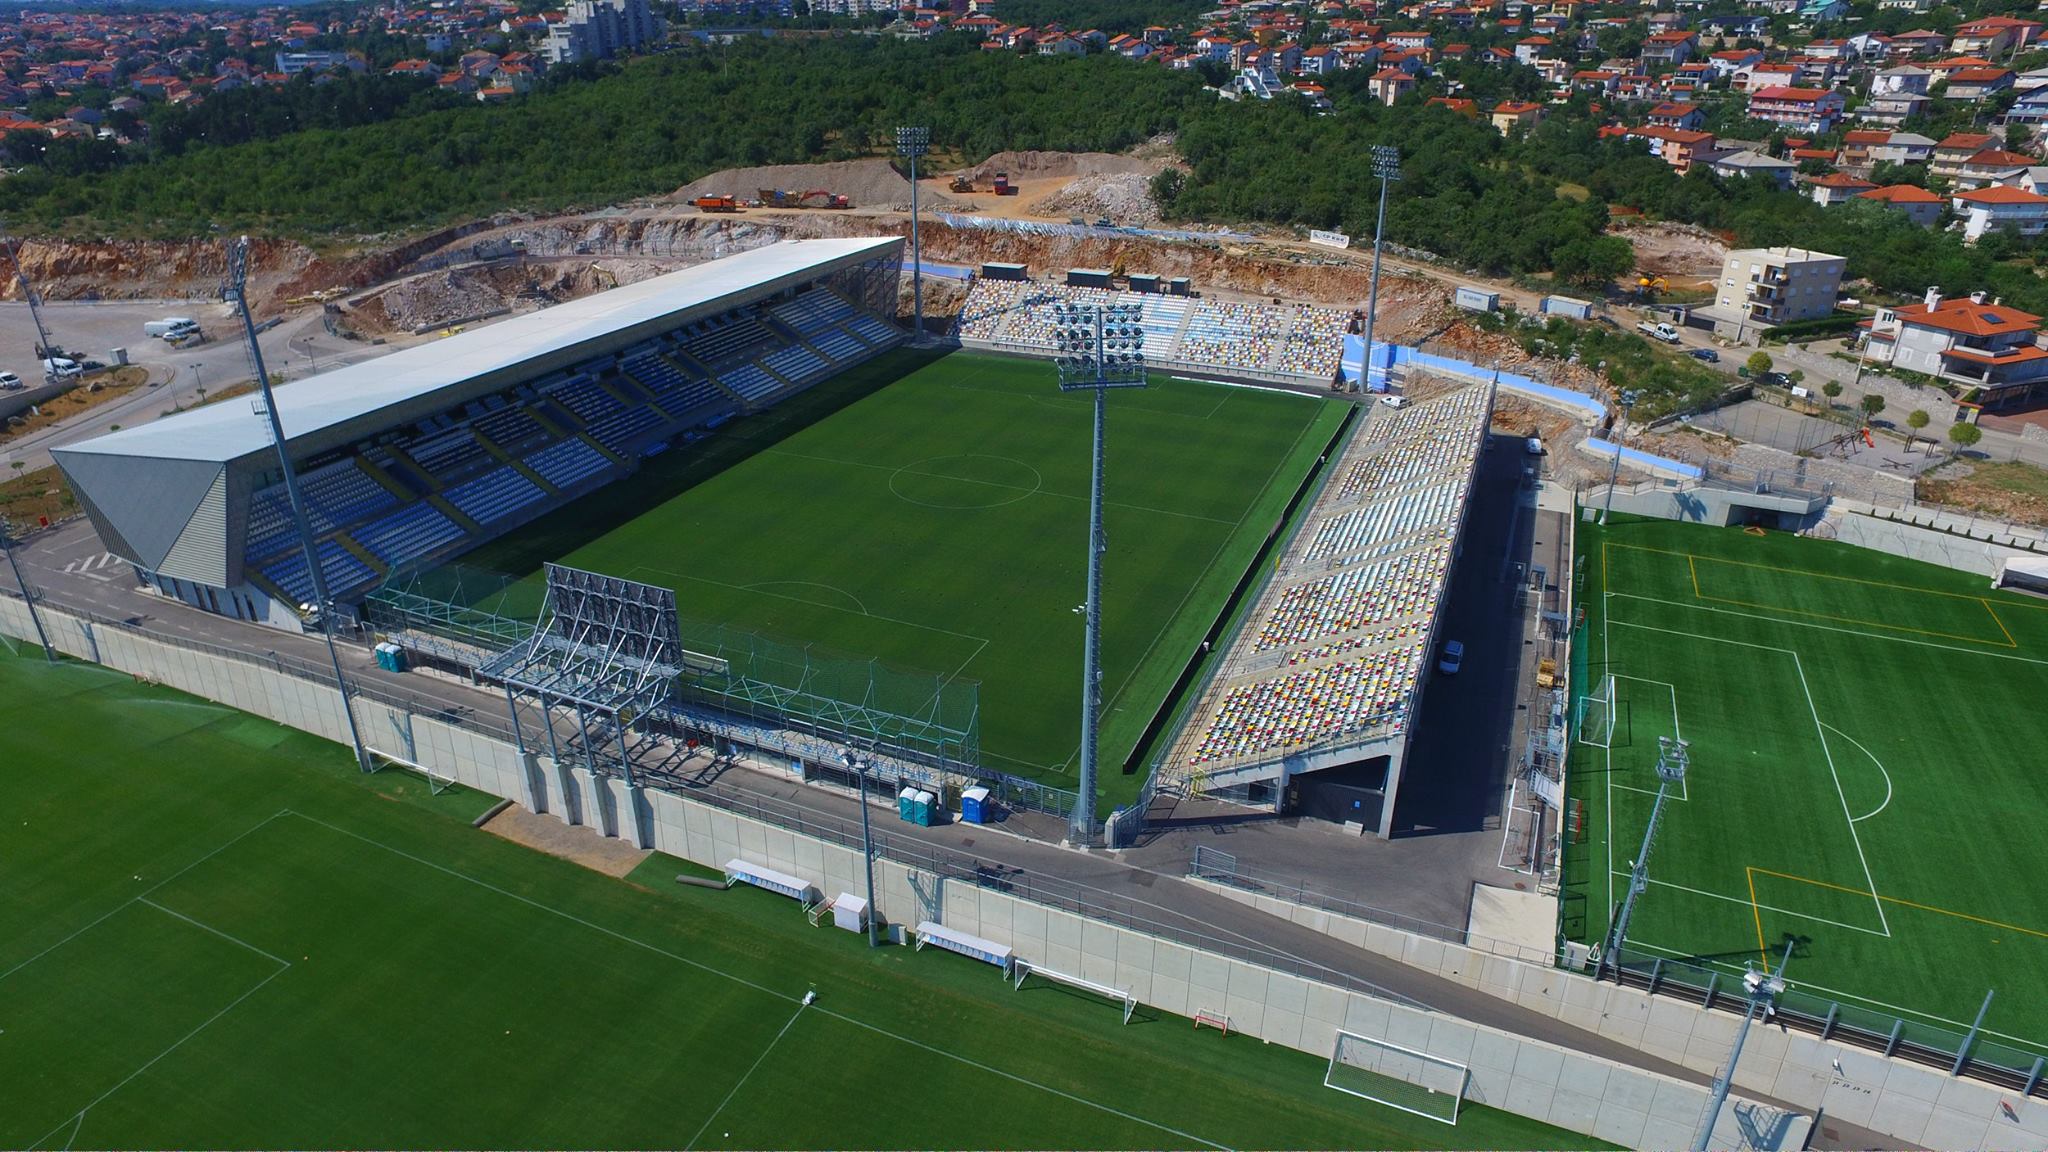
1819,722,1892,824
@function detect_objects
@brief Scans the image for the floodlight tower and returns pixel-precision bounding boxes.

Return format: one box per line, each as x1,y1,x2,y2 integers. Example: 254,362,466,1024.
1054,301,1147,845
896,126,930,344
227,236,369,772
1692,939,1793,1152
3,233,59,383
1598,735,1686,981
1358,145,1401,394
0,515,55,662
840,746,881,949
1600,388,1641,526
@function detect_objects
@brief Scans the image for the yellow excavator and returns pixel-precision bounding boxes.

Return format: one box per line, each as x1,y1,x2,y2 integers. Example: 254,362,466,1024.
1635,275,1669,301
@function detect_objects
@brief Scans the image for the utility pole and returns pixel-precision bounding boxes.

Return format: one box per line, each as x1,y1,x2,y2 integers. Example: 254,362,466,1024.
0,515,55,662
841,747,881,948
1600,388,1640,526
1358,145,1401,394
896,126,930,344
227,237,369,772
3,233,59,384
1692,939,1793,1152
1052,302,1147,845
1599,735,1686,981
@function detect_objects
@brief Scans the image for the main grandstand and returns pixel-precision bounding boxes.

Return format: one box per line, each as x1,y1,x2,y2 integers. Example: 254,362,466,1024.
51,239,903,628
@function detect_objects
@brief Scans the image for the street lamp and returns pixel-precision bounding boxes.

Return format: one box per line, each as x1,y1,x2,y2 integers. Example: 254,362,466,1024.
1359,144,1401,394
1053,302,1147,845
840,747,881,948
1600,388,1640,526
896,126,930,344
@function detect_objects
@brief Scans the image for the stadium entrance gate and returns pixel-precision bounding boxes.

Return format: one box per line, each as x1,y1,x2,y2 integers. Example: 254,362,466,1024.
1287,758,1389,829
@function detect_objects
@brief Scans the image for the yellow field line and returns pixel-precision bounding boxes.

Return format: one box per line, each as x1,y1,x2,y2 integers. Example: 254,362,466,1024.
1689,555,1701,599
1983,600,2017,647
1751,867,2048,942
1745,866,1768,965
1609,541,2048,611
1688,589,2017,647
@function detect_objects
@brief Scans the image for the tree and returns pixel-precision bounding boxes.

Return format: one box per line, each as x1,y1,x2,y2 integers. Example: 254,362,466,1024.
1861,393,1886,418
1746,350,1773,374
1907,408,1930,444
1822,380,1843,402
1949,421,1983,452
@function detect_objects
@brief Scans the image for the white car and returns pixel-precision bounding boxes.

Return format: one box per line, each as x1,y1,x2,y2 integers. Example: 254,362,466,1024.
1526,437,1545,456
0,371,22,390
1438,639,1464,675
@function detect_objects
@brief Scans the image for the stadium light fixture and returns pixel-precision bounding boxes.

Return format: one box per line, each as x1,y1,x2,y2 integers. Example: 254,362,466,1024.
1600,388,1640,525
1597,736,1685,982
1052,301,1147,845
0,515,55,663
1358,144,1401,395
1693,939,1793,1152
227,236,370,773
896,126,931,345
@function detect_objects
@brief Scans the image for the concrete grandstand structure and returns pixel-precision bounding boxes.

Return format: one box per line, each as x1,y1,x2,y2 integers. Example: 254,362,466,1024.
1160,377,1493,837
52,238,904,629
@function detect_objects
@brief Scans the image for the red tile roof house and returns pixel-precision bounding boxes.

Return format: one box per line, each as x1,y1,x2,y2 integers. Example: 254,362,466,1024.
1855,183,1944,226
1806,171,1877,205
1951,185,2048,242
1747,86,1846,133
1864,289,2048,409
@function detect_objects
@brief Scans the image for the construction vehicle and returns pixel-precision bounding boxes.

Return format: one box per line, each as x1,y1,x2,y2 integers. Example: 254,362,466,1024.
993,172,1016,195
692,194,742,213
948,175,976,194
800,189,852,209
1635,275,1668,300
758,188,801,208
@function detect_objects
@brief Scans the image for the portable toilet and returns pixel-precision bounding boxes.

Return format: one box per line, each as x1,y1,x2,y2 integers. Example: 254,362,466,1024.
960,786,993,824
910,789,938,827
897,785,920,823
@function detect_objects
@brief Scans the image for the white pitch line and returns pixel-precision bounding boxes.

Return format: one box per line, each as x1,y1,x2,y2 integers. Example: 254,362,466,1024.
1613,674,1686,800
1609,871,1889,937
683,1001,809,1152
137,898,291,968
1607,590,2048,668
1821,722,1894,825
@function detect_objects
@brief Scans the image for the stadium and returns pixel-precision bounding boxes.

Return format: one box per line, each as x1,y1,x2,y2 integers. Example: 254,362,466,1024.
50,237,1491,838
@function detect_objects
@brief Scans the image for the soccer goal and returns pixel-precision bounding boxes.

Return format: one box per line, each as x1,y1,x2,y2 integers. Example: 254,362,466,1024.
366,746,458,795
1012,959,1137,1024
1575,673,1617,749
1324,1030,1467,1125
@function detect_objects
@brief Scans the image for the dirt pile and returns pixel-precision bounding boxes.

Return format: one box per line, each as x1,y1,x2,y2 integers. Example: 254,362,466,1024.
956,150,1155,181
1616,220,1728,281
672,159,963,212
1036,173,1163,227
2,236,314,303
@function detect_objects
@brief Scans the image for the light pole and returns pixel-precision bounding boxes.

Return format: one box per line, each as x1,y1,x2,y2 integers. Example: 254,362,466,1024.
1600,388,1640,526
1599,736,1686,981
896,126,930,344
840,747,881,948
228,237,369,772
1692,940,1793,1152
1359,144,1401,394
4,232,59,385
0,515,55,662
1053,302,1147,845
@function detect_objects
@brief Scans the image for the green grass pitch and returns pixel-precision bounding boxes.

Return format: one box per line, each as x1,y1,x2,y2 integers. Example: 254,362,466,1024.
1563,515,2048,1063
457,348,1344,804
0,647,1590,1150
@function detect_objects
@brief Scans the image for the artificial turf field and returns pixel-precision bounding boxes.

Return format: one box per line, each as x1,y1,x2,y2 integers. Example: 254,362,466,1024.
0,647,1589,1150
453,348,1344,804
1563,515,2048,1065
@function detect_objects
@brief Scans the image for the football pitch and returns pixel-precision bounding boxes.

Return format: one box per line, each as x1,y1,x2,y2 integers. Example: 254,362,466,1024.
1563,516,2048,1065
0,648,1587,1150
455,348,1344,803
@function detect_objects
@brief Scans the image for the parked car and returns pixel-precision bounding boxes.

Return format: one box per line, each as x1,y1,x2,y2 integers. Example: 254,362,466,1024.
0,371,22,390
1757,371,1791,389
1687,348,1720,363
1525,437,1545,456
1438,639,1465,675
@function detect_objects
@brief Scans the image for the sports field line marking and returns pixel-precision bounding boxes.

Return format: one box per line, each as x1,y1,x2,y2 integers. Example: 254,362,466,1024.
683,1001,809,1152
137,897,292,969
281,810,1232,1151
1607,591,2048,669
1746,866,1767,964
1607,541,2048,611
0,810,290,984
1751,866,2048,943
1981,599,2017,647
1607,871,1888,937
28,959,292,1152
1612,674,1686,800
1690,587,2015,647
741,580,870,616
1606,617,1891,937
1819,723,1892,824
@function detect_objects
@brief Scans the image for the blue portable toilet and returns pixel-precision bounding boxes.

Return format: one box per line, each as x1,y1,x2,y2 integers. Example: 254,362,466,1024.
960,786,992,825
909,788,937,827
897,785,919,823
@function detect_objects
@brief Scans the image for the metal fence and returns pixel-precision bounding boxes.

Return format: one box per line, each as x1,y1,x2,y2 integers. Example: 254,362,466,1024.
1188,846,1555,966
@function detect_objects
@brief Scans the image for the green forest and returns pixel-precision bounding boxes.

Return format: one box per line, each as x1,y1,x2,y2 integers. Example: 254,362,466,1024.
6,33,2048,316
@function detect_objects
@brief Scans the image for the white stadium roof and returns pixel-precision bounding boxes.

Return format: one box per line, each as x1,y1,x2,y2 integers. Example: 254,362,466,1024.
61,237,898,465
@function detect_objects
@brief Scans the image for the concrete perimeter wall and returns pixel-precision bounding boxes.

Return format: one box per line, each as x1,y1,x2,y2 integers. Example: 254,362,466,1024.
1827,499,2046,578
1191,876,2048,1151
0,593,1827,1149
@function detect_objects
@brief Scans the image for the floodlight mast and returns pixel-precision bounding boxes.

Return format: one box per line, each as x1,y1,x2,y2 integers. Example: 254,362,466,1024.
0,515,55,662
1600,389,1641,526
1598,735,1686,981
228,236,369,772
896,126,930,344
1692,939,1793,1152
841,745,881,948
1358,145,1400,394
1054,302,1147,844
2,232,58,384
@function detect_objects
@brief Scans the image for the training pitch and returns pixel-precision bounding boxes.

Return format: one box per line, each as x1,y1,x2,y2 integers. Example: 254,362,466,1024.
1564,516,2048,1062
456,348,1343,801
0,648,1587,1149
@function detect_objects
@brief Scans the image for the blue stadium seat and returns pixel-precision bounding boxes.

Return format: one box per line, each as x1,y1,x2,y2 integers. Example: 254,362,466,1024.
444,464,546,525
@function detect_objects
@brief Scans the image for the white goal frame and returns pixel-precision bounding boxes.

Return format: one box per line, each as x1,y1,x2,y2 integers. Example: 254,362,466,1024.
1576,672,1617,749
1012,959,1137,1024
1324,1029,1467,1125
366,746,457,795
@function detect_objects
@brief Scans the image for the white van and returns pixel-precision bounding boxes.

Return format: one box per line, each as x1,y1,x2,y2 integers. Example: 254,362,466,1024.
1378,393,1409,409
41,357,81,379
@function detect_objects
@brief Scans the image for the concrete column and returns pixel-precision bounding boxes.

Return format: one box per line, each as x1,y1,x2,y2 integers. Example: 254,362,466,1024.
514,751,543,813
619,781,651,849
553,758,581,826
576,768,608,836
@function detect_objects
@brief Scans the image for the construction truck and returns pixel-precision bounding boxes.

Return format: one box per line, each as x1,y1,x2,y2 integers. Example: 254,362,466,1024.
758,188,801,208
993,172,1016,195
692,194,742,213
948,175,976,194
800,189,852,209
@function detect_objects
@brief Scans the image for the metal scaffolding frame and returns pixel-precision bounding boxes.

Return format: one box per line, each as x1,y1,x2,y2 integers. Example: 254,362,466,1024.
483,565,694,783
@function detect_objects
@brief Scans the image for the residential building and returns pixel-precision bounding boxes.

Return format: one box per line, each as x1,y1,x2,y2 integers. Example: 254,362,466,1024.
1714,247,1846,332
1633,126,1722,172
1945,67,2016,101
1491,100,1544,135
1869,131,1938,167
1856,183,1945,226
1368,67,1415,104
1954,148,2035,190
1710,149,1798,188
1748,86,1846,133
1864,289,2048,409
1950,17,2042,58
1933,132,1998,179
1835,128,1893,173
1647,102,1705,130
543,0,664,65
1807,172,1876,205
1640,30,1697,67
1859,92,1931,127
273,50,364,76
1707,49,1763,79
1951,185,2048,241
1871,64,1931,95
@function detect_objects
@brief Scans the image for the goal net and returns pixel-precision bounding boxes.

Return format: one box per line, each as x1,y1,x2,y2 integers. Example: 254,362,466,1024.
1575,673,1617,749
1013,960,1136,1024
1324,1030,1467,1125
367,746,458,795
